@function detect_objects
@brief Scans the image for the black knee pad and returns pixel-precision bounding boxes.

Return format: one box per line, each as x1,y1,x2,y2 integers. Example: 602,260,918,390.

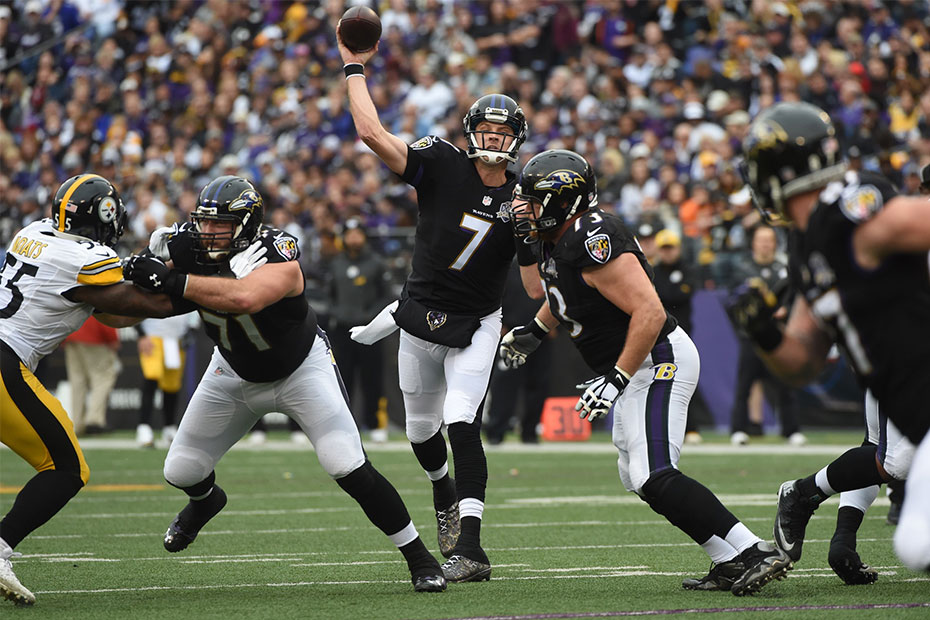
168,470,216,498
447,421,487,502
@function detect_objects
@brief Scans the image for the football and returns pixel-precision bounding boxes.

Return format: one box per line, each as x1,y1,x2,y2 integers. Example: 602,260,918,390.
338,6,382,53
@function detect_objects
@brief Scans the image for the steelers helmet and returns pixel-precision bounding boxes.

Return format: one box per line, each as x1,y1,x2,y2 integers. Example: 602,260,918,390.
741,102,844,221
191,175,264,261
463,94,528,165
52,174,126,246
508,149,597,243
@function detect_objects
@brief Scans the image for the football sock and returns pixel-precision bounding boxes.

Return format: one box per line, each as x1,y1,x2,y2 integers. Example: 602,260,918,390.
887,477,906,505
177,484,227,531
455,516,488,563
411,429,448,472
0,470,84,548
838,485,879,513
447,421,487,503
432,476,457,512
162,391,179,426
819,444,884,494
336,460,412,535
831,506,865,550
139,379,157,425
640,469,720,545
700,534,740,564
399,537,440,574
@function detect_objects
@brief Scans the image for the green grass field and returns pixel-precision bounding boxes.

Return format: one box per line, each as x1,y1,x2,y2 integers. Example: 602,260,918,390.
2,431,928,619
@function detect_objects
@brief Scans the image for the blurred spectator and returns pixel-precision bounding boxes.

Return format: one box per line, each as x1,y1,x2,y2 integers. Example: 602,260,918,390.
485,260,552,445
326,218,391,441
1,0,930,323
728,225,805,447
63,316,121,435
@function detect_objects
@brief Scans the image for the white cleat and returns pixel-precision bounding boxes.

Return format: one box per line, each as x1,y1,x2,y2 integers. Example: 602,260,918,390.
247,430,267,445
369,428,389,443
136,423,155,448
787,432,808,447
730,431,750,446
0,545,35,606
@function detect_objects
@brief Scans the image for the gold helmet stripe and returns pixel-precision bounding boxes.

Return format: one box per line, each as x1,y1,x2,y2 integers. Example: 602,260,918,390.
58,174,104,232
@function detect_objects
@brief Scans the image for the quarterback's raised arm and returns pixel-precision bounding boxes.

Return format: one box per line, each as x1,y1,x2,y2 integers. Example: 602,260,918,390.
337,29,408,175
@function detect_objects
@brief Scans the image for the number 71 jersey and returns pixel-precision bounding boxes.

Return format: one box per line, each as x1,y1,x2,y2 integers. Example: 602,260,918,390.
0,219,123,372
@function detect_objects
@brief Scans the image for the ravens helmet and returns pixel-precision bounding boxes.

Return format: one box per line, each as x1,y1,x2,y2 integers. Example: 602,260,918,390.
463,94,527,165
191,176,264,261
742,102,843,222
508,149,597,243
53,174,126,246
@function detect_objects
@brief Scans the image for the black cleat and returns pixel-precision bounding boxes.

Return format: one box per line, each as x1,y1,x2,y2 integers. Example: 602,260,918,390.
436,502,460,559
886,500,902,526
440,554,491,583
682,558,745,591
828,543,878,585
164,517,199,552
412,573,447,592
731,542,792,596
773,480,818,563
164,487,227,553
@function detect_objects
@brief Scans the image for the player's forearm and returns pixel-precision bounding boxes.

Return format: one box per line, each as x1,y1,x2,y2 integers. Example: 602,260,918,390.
183,275,258,314
616,304,665,375
757,333,827,386
534,302,557,331
346,76,386,147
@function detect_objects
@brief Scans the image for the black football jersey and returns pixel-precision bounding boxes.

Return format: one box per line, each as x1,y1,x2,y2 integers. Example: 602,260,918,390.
532,209,677,375
788,170,930,442
168,223,318,383
400,136,518,316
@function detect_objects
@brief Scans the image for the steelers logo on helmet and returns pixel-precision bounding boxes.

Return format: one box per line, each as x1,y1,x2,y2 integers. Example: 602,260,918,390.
98,195,118,223
53,174,126,247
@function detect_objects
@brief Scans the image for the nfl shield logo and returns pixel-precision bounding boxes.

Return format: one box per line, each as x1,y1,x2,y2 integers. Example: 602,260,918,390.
426,310,447,331
482,196,492,206
585,234,612,264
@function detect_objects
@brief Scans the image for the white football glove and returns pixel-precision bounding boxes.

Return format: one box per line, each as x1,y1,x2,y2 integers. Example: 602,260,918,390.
499,317,550,369
229,240,268,278
575,366,631,422
148,224,178,261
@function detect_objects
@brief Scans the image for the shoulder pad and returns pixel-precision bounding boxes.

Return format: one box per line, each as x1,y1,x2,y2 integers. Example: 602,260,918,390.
78,244,122,286
261,227,301,262
837,177,885,223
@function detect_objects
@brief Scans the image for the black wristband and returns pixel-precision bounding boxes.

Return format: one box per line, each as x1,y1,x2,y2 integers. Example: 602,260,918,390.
527,317,548,340
164,271,188,298
753,323,784,352
344,63,364,78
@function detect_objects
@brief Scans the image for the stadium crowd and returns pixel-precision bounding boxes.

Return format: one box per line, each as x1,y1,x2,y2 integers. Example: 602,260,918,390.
3,0,930,291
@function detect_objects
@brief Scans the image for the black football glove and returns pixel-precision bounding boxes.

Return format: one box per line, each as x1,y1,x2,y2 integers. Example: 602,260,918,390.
575,366,631,422
725,277,783,351
499,317,549,369
123,255,188,297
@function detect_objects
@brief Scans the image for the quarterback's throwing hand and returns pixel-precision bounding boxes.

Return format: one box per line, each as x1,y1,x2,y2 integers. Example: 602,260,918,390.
123,255,188,297
229,240,268,279
499,317,549,369
724,277,783,351
575,366,631,422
